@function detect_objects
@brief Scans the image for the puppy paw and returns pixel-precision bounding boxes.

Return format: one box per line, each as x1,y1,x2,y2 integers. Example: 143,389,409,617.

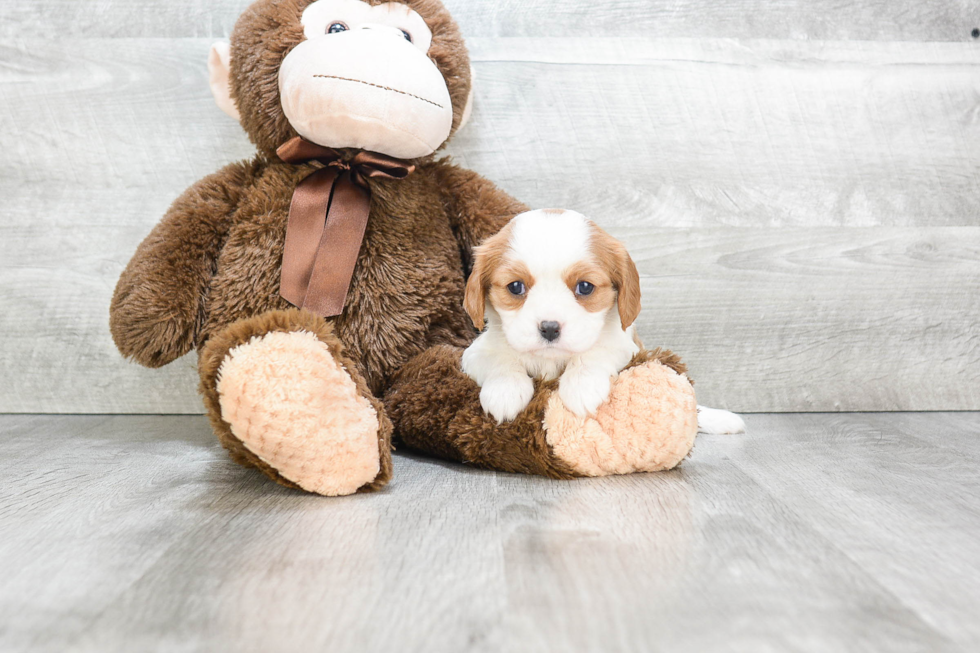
480,374,534,423
697,406,746,434
558,370,611,417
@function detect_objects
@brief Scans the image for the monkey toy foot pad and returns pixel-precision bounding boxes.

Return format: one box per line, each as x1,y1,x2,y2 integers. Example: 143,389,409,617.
543,357,698,476
202,313,393,497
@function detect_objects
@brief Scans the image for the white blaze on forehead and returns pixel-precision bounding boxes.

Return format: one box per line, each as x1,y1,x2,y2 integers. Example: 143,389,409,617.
507,209,593,277
302,0,433,53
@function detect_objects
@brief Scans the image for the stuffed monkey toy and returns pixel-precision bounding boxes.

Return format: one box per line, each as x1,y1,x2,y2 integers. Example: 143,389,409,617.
110,0,698,496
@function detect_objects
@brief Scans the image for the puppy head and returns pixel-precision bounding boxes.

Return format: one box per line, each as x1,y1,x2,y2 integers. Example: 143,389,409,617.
464,209,641,356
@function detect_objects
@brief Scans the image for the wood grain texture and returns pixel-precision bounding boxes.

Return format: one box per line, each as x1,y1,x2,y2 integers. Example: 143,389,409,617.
455,38,980,228
5,38,978,226
1,33,978,412
4,223,977,413
868,411,980,459
731,413,980,648
2,413,979,652
628,227,980,412
2,0,977,41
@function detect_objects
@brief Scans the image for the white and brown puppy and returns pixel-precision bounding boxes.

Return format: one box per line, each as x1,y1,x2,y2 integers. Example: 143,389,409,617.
462,208,746,435
462,209,640,422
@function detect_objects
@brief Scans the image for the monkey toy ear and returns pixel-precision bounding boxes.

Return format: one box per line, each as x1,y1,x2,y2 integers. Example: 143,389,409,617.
208,41,241,122
457,65,476,132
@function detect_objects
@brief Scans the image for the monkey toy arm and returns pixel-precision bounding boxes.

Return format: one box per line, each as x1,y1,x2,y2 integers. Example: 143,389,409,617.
110,161,255,368
434,162,529,272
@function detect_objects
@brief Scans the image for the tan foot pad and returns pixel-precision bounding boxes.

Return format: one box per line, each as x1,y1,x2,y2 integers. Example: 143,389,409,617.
543,361,698,476
216,330,381,496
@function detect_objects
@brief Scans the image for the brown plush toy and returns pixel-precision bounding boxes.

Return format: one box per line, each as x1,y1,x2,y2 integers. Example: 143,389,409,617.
110,0,698,496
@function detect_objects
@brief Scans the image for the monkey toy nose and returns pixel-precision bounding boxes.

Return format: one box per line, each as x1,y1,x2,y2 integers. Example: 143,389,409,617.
539,321,561,342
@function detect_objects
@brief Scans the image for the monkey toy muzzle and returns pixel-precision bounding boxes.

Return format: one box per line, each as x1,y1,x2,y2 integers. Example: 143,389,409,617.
278,26,454,159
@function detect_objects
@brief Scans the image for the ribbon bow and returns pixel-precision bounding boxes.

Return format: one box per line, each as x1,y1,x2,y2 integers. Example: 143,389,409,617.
276,136,415,317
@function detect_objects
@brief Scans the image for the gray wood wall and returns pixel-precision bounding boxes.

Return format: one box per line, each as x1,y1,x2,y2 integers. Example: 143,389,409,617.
1,1,978,414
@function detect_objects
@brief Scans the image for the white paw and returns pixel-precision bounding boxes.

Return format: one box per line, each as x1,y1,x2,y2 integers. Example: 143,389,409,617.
480,374,535,423
558,370,611,417
697,406,746,434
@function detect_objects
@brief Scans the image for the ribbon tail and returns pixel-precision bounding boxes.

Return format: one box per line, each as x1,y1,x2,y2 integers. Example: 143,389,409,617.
301,173,371,317
280,167,340,309
277,138,406,319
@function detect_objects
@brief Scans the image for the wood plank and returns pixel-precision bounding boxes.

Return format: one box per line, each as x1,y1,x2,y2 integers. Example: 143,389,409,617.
1,0,976,41
724,413,980,648
622,227,980,412
455,38,980,228
3,414,976,651
0,415,253,652
862,412,980,460
494,447,954,652
5,37,977,228
3,226,977,413
2,37,978,413
73,455,509,652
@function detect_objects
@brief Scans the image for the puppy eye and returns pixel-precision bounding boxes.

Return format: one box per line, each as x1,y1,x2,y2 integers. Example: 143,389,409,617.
575,281,595,296
327,22,349,34
507,281,526,296
400,29,413,42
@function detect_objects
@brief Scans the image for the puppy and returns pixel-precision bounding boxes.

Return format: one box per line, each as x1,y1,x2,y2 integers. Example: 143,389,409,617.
461,208,642,422
461,208,746,435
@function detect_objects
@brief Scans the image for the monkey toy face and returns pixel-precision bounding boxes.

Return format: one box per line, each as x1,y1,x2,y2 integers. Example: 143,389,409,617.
208,0,473,160
280,0,454,158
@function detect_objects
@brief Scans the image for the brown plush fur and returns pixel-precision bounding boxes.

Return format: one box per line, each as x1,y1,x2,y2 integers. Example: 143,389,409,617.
110,161,261,368
386,346,690,478
111,157,525,388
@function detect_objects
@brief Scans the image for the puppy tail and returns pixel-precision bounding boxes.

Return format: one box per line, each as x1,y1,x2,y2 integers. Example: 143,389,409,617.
696,406,746,435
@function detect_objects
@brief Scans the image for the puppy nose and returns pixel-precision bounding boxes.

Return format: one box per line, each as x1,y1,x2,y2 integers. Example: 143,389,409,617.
539,321,561,342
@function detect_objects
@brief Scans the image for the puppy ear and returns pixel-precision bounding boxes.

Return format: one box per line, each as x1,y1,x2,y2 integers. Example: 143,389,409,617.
590,224,642,329
208,41,241,122
457,66,476,132
616,247,642,329
465,224,514,329
464,246,487,329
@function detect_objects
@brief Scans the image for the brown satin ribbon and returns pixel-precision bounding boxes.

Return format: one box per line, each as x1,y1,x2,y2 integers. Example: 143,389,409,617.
276,136,415,317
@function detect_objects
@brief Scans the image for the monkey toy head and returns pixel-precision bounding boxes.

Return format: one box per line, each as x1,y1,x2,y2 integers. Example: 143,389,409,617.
207,0,474,160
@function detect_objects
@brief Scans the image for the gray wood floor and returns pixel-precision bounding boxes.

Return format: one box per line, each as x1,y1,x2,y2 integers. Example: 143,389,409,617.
1,413,978,652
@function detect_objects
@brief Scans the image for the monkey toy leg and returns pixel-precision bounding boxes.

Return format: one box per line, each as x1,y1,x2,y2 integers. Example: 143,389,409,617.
384,346,699,479
198,309,392,496
197,311,696,493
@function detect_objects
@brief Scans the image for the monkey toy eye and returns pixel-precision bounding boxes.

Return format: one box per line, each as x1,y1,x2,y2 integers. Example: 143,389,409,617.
400,29,413,42
327,22,349,34
507,281,526,296
575,281,595,296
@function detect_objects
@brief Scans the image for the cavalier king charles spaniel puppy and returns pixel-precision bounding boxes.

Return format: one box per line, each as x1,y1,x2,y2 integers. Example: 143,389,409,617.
461,208,745,435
